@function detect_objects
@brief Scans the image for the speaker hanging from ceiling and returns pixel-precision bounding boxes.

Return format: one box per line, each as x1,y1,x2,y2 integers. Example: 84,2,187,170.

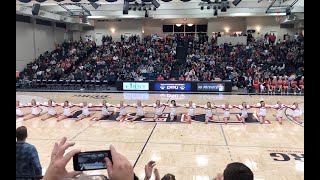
152,0,160,8
232,0,242,6
90,2,100,9
32,4,41,15
123,1,129,14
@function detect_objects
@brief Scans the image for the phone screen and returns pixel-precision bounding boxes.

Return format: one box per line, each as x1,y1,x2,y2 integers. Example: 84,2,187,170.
73,150,111,171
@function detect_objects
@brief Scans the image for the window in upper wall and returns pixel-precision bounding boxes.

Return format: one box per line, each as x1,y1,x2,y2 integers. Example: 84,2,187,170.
196,24,208,32
163,25,173,32
16,14,31,23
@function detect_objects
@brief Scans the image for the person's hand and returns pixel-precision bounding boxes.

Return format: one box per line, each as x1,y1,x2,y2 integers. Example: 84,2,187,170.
144,161,156,180
105,144,134,180
154,168,160,180
42,137,82,180
213,173,223,180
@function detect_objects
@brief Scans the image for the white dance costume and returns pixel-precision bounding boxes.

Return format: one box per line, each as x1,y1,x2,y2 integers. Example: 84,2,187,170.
118,104,127,116
239,105,250,118
204,105,213,117
153,103,162,115
63,106,72,116
16,104,23,116
101,103,112,116
169,104,177,116
47,106,57,115
274,104,286,118
82,106,90,116
135,104,145,116
257,103,267,117
291,105,301,117
186,103,196,116
221,105,232,118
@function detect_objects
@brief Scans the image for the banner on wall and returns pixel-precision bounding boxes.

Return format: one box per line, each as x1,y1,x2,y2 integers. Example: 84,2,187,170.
123,82,149,90
197,83,225,92
154,83,191,91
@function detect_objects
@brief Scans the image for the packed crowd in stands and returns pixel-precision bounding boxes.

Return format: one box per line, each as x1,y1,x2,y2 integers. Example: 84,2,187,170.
18,32,304,92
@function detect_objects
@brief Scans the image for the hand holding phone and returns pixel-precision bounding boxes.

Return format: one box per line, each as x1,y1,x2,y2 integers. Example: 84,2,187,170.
105,145,134,180
73,150,112,171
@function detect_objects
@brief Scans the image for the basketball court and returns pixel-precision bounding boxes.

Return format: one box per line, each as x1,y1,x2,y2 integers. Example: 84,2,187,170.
16,91,304,180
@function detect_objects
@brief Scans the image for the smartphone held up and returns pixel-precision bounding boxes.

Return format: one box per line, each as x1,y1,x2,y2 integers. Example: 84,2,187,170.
73,150,112,171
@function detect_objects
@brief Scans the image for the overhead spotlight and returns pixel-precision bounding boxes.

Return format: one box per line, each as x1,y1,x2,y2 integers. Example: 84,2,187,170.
135,2,139,5
201,6,204,10
153,7,156,11
207,6,210,9
152,0,160,8
123,1,129,14
232,0,242,6
145,10,149,18
133,7,136,11
138,6,142,11
90,2,100,9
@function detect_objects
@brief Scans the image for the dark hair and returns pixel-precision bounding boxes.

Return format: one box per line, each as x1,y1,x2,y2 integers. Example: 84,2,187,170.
16,126,28,141
171,100,176,106
223,162,253,180
161,174,176,180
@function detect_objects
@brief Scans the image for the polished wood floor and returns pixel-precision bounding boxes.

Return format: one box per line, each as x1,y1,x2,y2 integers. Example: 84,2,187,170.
16,92,304,180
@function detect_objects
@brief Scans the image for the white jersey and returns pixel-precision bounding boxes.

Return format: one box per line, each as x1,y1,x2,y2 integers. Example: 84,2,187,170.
274,104,286,118
186,103,196,116
82,106,90,116
153,103,162,115
63,106,72,116
292,105,301,117
204,105,213,117
221,105,232,117
47,106,57,115
16,107,23,116
239,105,249,118
169,104,177,116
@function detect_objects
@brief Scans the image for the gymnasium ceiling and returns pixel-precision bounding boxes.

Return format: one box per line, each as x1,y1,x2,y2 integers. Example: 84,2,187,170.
16,0,304,20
